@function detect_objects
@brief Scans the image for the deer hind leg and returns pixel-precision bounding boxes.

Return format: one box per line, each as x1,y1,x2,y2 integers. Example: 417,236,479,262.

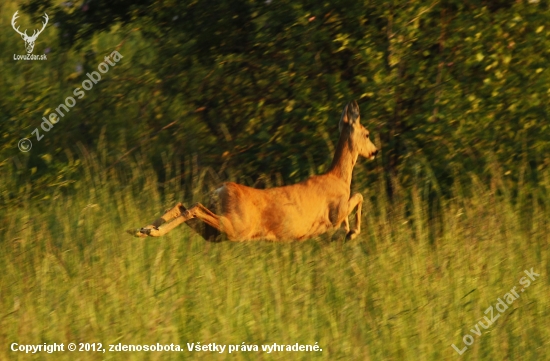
179,203,223,242
148,202,222,241
128,203,186,238
157,203,222,241
185,218,222,242
180,203,237,240
132,203,228,239
346,193,363,240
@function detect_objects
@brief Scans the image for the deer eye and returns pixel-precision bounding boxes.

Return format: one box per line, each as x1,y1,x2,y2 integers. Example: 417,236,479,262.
366,134,369,139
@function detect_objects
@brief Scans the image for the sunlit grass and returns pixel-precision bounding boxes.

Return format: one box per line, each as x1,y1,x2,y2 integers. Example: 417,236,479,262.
1,154,548,361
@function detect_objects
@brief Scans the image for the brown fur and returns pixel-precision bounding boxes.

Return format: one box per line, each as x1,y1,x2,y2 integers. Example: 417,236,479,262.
130,100,378,241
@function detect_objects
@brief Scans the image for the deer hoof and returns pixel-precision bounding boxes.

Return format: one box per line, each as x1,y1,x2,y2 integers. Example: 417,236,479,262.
127,226,160,237
346,230,359,241
141,226,163,237
127,228,148,238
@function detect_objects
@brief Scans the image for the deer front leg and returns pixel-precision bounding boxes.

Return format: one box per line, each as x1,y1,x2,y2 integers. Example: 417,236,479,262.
342,216,350,234
346,193,363,240
331,215,351,242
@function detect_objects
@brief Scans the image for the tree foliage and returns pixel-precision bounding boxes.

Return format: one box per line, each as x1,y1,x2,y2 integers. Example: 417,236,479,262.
1,0,549,201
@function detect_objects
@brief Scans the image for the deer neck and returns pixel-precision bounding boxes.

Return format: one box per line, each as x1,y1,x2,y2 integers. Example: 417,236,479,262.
327,135,358,186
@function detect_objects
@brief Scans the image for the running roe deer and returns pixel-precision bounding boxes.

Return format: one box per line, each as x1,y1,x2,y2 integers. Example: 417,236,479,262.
129,100,378,241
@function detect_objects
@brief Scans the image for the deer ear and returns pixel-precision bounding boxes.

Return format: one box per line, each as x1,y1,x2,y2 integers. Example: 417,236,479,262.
338,100,360,132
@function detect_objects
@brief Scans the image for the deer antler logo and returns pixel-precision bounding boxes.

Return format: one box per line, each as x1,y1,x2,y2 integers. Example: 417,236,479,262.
12,11,49,54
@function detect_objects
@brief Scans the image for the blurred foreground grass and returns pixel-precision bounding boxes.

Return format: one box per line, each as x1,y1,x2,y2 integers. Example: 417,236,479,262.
1,153,548,361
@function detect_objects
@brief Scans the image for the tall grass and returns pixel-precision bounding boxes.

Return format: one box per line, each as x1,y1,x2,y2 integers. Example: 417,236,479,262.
1,151,548,361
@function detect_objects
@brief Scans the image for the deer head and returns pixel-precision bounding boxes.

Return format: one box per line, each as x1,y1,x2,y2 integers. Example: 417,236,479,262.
339,100,379,160
12,11,49,54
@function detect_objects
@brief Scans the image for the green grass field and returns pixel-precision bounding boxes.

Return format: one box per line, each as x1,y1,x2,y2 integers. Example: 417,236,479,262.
1,156,548,361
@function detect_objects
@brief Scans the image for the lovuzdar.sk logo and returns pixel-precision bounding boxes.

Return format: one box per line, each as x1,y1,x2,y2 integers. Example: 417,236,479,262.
12,10,49,61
